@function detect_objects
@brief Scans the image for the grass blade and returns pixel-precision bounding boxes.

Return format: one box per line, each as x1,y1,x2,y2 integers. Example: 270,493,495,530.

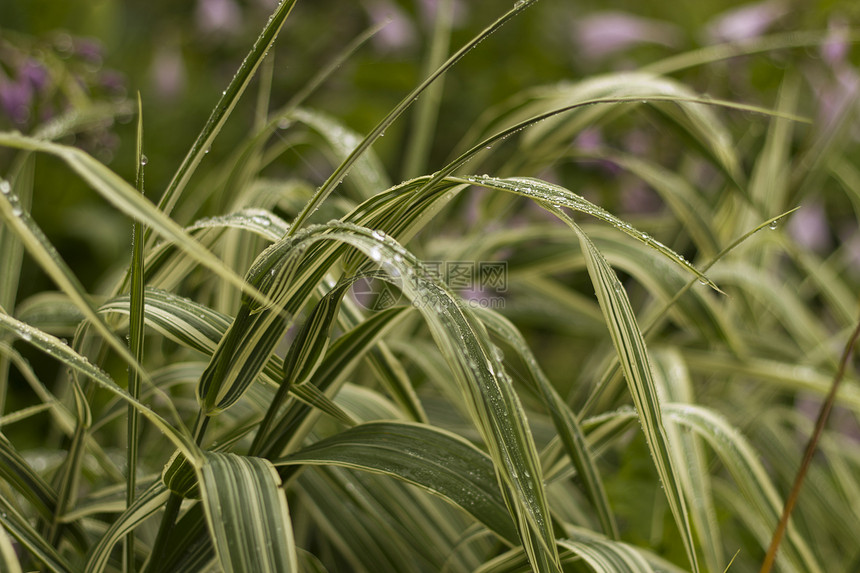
125,92,147,571
198,452,298,573
547,206,699,572
288,0,541,235
153,0,299,221
277,421,519,544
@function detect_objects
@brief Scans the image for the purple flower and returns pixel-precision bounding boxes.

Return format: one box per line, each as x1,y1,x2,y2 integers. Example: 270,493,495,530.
20,60,49,92
99,69,127,95
0,77,34,124
705,0,787,43
365,0,416,52
574,128,604,152
788,203,832,253
149,43,187,99
195,0,243,36
73,38,103,64
572,11,681,61
822,17,850,65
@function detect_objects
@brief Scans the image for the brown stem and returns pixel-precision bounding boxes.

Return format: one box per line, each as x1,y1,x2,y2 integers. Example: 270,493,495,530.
760,315,860,573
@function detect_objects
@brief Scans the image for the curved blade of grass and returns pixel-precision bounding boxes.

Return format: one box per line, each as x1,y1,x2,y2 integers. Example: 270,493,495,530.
0,312,200,462
558,536,655,572
100,289,356,427
263,221,561,571
545,205,699,572
276,421,518,544
258,306,409,457
286,108,390,198
288,0,541,235
580,209,799,417
198,452,297,573
152,0,298,221
0,132,271,308
664,403,822,573
0,495,73,573
0,524,22,573
101,288,231,356
652,350,723,572
0,434,86,552
251,278,355,453
595,152,721,259
461,175,719,291
85,482,170,573
475,307,618,539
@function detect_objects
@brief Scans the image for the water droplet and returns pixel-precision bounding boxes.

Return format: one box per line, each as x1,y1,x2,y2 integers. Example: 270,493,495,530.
768,220,779,230
368,246,382,261
0,180,10,194
203,147,211,155
140,154,148,166
277,118,290,129
11,204,22,217
698,279,708,286
371,229,385,240
20,331,32,341
251,215,271,227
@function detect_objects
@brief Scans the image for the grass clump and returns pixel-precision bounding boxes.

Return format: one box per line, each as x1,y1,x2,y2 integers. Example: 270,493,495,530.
1,1,859,572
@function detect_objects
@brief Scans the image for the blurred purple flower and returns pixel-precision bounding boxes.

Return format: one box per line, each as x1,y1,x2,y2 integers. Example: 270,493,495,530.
99,69,127,96
572,12,681,61
365,0,416,52
0,77,33,124
73,38,103,64
195,0,243,36
150,43,187,99
574,128,604,152
788,203,831,253
621,181,661,214
705,0,787,43
809,64,859,127
418,0,467,30
20,60,49,91
822,17,850,65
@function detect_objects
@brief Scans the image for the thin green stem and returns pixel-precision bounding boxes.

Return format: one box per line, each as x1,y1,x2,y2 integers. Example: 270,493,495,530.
124,94,146,573
145,411,211,571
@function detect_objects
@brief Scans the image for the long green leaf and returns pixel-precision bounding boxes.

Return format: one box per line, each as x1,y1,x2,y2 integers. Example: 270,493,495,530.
198,452,297,573
86,482,171,573
0,132,271,308
0,312,200,462
0,495,73,573
153,0,299,220
0,523,22,573
288,0,541,235
475,307,618,539
547,206,699,572
277,421,519,544
664,403,822,573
